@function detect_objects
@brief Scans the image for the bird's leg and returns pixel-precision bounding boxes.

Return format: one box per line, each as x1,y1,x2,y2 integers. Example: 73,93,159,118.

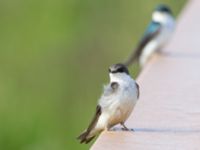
120,122,129,131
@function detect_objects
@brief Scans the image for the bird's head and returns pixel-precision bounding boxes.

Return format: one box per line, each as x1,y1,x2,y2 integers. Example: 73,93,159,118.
152,4,173,23
108,63,130,82
156,4,172,14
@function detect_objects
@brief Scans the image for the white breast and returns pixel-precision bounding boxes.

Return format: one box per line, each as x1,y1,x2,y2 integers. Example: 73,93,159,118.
95,74,138,130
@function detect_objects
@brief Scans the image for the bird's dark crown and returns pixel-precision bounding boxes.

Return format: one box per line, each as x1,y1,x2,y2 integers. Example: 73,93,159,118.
108,63,129,75
155,4,172,14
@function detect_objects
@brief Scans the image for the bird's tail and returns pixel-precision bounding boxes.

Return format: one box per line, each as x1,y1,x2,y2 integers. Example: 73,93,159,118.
77,130,95,144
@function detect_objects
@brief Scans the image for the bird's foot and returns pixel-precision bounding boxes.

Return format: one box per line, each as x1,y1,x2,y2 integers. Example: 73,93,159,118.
121,127,134,131
121,126,129,131
120,123,134,131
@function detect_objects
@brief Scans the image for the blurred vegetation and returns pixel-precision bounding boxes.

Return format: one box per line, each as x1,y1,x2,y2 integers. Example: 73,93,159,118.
0,0,186,150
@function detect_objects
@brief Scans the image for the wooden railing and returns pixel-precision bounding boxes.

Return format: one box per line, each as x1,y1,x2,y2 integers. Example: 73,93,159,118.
91,0,200,149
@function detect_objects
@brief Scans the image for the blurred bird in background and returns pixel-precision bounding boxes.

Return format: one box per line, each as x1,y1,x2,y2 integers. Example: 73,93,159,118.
77,64,139,144
124,4,175,67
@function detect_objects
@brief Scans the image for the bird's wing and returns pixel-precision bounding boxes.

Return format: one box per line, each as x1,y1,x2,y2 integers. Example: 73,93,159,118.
124,21,162,66
77,105,102,143
85,105,102,134
135,82,140,99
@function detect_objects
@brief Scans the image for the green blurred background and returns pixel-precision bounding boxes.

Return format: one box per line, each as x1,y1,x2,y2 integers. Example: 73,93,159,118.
0,0,186,149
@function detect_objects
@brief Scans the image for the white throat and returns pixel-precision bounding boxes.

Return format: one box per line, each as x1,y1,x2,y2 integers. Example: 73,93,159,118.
109,73,132,83
152,11,172,24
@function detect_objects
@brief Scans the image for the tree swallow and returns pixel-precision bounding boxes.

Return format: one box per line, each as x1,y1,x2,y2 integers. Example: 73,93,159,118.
124,4,175,67
77,64,139,144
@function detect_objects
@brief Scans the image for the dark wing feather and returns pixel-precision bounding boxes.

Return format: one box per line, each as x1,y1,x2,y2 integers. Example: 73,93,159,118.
136,82,140,99
77,105,102,144
124,21,162,66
